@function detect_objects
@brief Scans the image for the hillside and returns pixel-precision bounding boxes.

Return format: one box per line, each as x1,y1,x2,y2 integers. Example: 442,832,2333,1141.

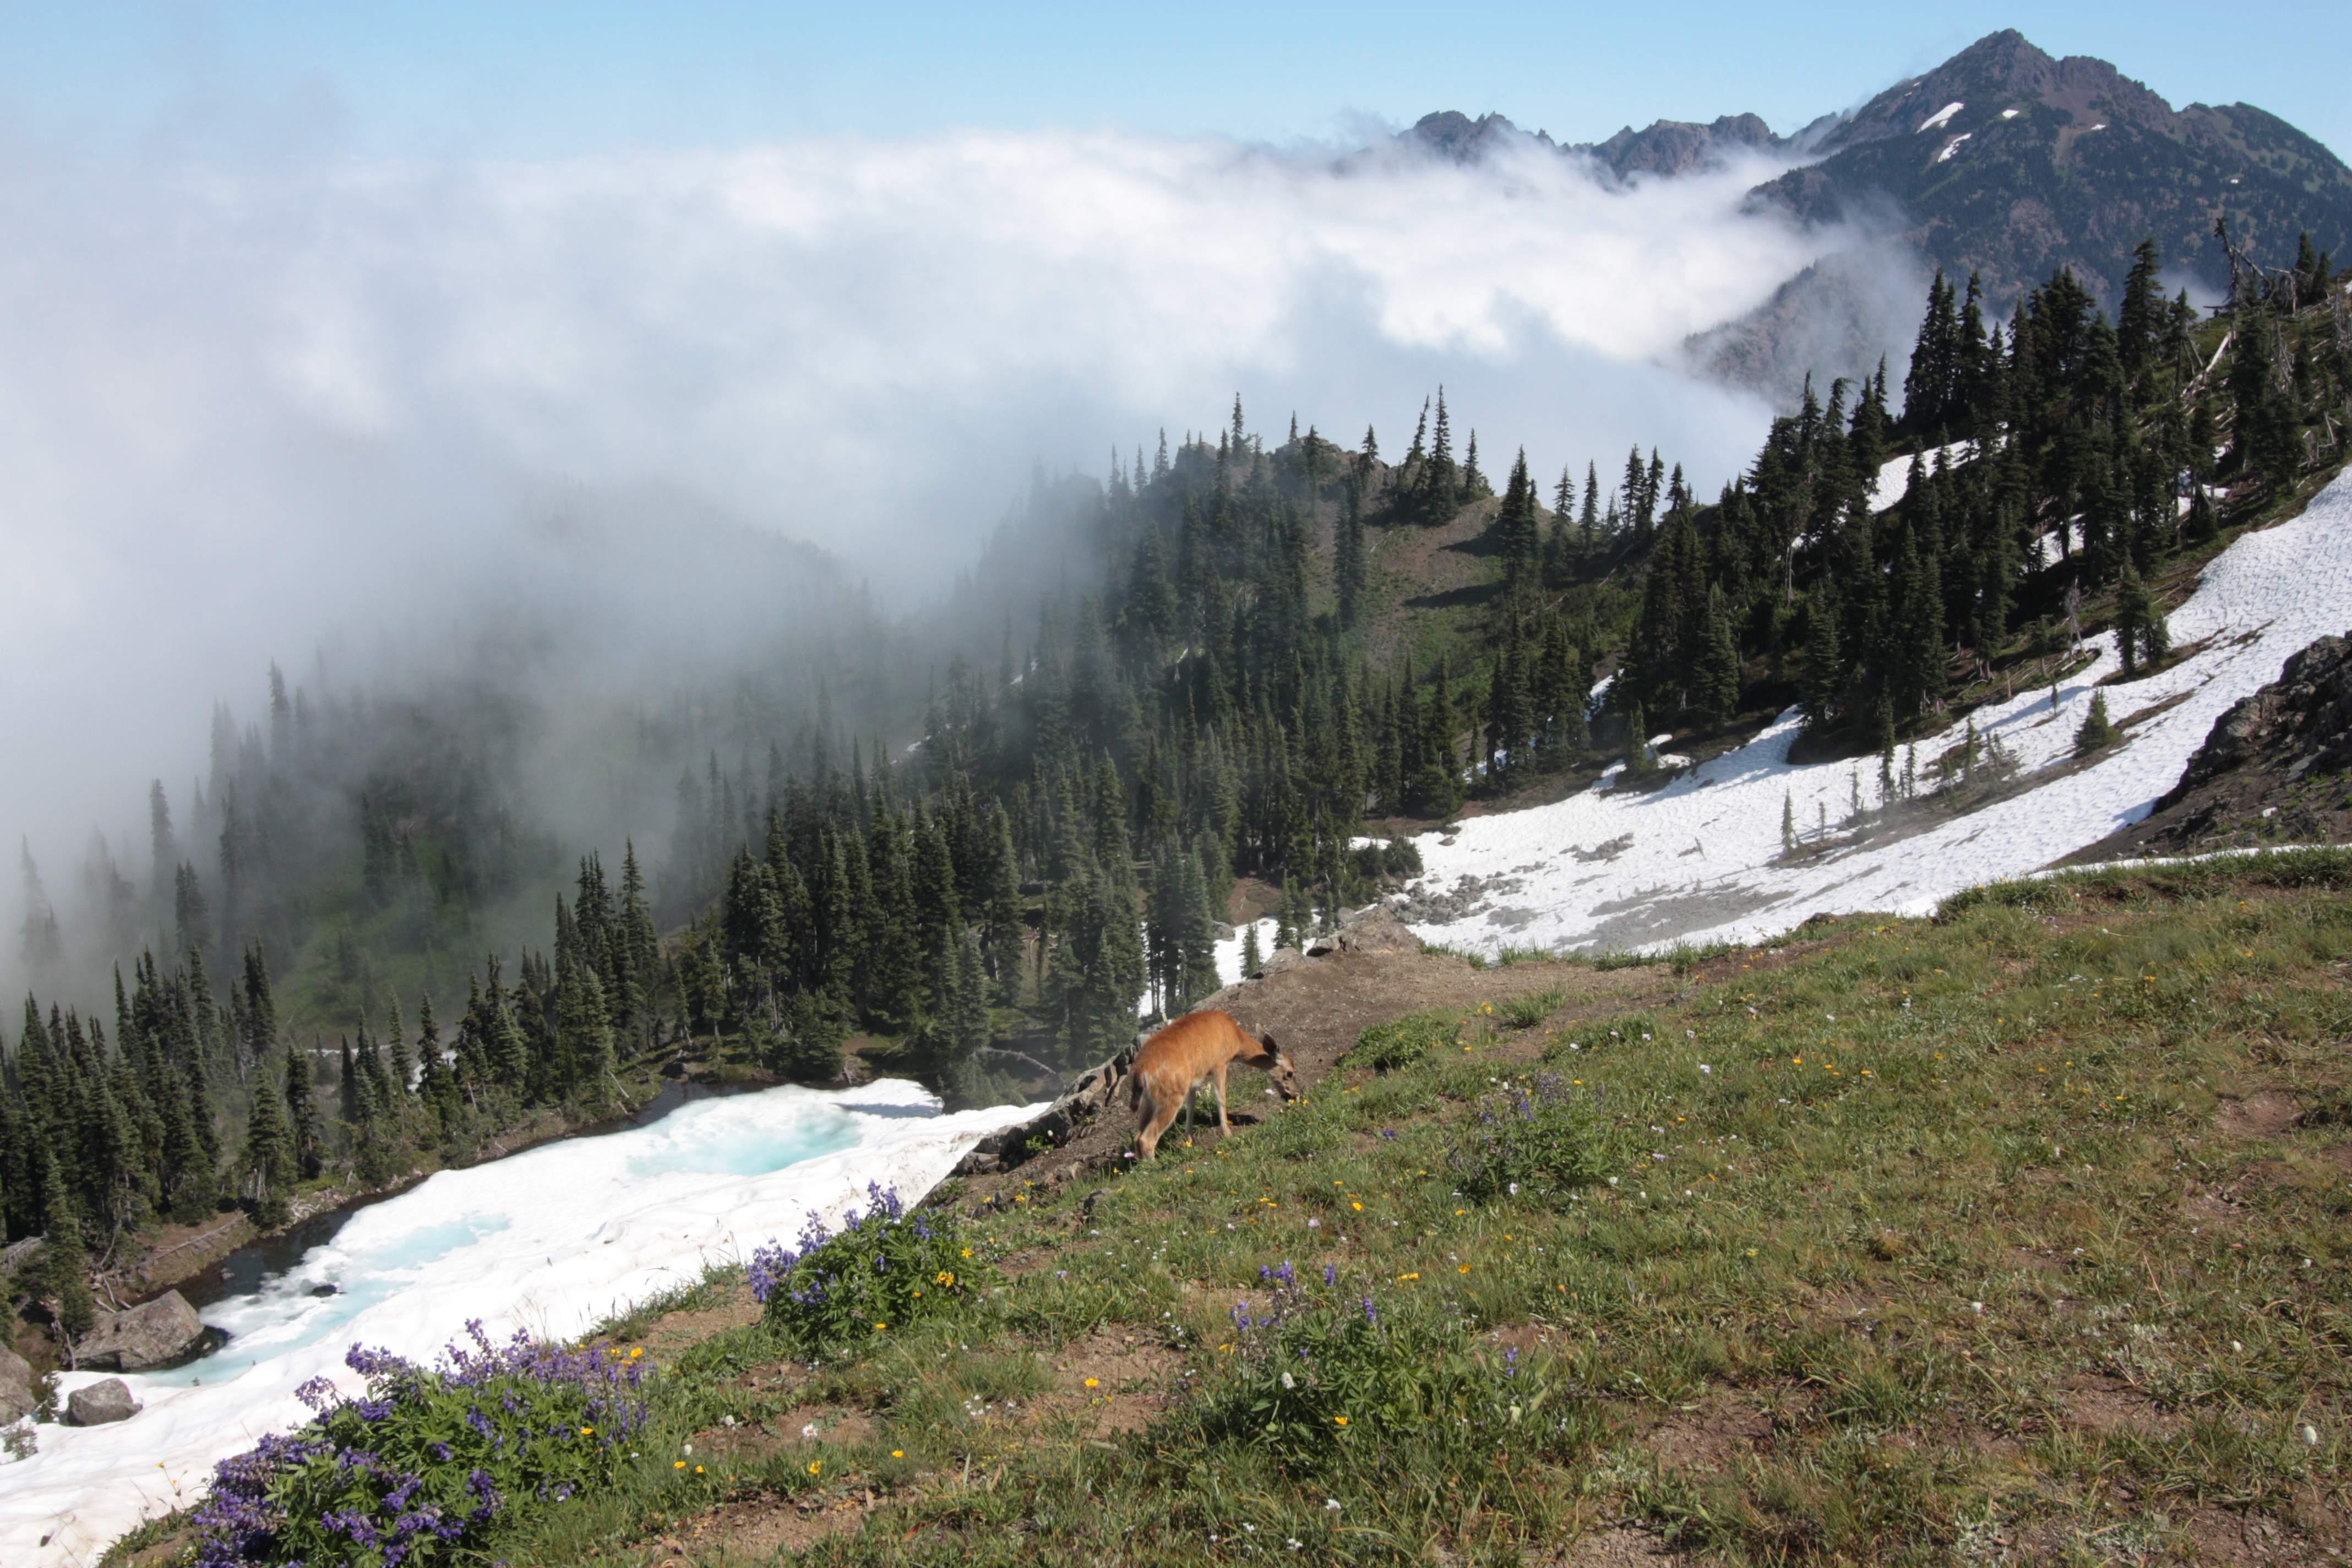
102,848,2352,1567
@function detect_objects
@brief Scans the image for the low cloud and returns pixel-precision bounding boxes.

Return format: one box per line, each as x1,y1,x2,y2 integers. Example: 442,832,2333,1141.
0,119,1870,937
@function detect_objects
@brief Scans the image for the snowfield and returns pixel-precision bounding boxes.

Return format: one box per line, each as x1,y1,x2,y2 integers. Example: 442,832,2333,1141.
1,1082,1043,1567
1402,465,2352,956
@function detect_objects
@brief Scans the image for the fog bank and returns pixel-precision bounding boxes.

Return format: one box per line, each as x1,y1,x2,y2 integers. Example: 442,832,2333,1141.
0,120,1875,949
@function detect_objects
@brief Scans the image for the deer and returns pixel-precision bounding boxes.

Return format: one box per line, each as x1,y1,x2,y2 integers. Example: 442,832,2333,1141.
1127,1009,1300,1161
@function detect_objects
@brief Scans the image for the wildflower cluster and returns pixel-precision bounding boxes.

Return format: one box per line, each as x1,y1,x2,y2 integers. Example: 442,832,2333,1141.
1202,1260,1522,1468
190,1322,650,1567
750,1183,987,1353
1449,1071,1607,1201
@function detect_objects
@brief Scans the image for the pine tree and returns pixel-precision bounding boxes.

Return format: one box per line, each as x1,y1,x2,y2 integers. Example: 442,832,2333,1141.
283,1041,322,1179
1241,921,1263,978
1692,585,1741,725
1335,477,1368,630
2074,691,2115,755
241,1055,295,1227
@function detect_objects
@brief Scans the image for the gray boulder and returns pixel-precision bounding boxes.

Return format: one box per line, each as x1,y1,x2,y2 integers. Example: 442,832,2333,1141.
66,1378,139,1426
75,1291,205,1372
0,1346,33,1425
1337,905,1423,954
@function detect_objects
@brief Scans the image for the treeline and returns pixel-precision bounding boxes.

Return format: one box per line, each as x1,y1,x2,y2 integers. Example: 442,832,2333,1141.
1612,233,2351,752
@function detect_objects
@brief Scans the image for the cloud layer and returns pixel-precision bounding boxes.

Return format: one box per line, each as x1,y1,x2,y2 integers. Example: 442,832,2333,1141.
0,123,1859,907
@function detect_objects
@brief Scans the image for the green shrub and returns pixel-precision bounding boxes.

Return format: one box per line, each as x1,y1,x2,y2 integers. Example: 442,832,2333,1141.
1341,1010,1460,1072
1200,1262,1540,1469
1449,1073,1607,1201
1495,988,1565,1028
749,1184,986,1353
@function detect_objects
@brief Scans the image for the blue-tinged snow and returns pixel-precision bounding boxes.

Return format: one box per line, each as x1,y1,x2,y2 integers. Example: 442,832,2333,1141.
1402,464,2352,956
1,1079,1042,1567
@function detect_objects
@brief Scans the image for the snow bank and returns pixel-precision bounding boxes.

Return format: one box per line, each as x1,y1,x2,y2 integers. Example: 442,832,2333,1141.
3,1081,1043,1567
1869,441,1973,510
1403,465,2352,956
1918,101,1965,133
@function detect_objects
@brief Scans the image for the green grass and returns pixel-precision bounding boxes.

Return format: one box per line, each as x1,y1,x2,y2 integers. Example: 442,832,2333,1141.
129,849,2352,1566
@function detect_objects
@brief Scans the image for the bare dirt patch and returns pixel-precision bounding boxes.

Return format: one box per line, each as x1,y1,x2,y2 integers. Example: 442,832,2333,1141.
635,1282,763,1357
2221,1091,2304,1139
642,1491,870,1565
1550,1526,1687,1566
2060,1375,2183,1438
1643,1391,1774,1471
1041,1326,1186,1435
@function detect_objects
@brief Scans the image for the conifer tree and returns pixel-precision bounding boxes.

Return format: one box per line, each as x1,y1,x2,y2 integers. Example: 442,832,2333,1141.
2074,691,2115,755
241,1055,295,1227
283,1040,322,1179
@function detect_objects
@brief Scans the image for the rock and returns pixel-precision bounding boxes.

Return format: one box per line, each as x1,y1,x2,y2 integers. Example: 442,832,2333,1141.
0,1347,34,1425
1260,946,1305,977
1336,905,1423,954
75,1291,205,1372
66,1378,139,1426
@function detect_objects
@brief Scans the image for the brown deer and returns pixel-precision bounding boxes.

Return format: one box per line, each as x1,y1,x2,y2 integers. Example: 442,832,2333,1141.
1127,1009,1300,1160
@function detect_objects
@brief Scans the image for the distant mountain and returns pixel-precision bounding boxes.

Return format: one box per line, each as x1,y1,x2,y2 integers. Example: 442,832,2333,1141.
1401,107,1798,181
1404,30,2352,399
1755,29,2352,308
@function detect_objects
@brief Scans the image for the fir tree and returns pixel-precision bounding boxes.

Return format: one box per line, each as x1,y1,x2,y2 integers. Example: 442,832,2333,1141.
2074,691,2115,755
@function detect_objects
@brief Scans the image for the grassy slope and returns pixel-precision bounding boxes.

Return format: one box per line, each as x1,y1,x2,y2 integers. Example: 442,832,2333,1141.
275,848,2351,1568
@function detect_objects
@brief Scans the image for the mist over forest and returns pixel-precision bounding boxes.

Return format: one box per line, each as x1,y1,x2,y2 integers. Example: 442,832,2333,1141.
2,123,1879,1018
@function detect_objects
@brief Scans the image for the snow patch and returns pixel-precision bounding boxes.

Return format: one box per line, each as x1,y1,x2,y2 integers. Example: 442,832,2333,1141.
3,1082,1043,1567
1918,101,1965,133
1936,133,1973,163
1401,464,2352,958
1869,441,1973,509
2000,108,2022,120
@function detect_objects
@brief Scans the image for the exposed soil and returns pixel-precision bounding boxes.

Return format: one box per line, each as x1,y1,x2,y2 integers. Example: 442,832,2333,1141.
2060,1374,2184,1438
2221,1090,2305,1139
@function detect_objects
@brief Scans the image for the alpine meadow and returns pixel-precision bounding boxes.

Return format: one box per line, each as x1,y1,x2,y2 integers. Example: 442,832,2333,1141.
3,19,2352,1568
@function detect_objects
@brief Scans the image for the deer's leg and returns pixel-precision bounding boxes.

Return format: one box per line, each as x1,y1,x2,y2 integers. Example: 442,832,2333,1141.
1213,1063,1231,1133
1136,1084,1178,1161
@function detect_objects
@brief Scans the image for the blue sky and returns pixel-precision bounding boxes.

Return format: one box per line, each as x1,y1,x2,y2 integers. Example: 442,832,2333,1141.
2,2,2345,162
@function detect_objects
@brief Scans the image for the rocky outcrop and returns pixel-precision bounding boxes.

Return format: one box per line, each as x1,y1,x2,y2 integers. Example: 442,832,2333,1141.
66,1379,138,1427
0,1346,34,1424
2165,635,2352,799
2066,630,2352,861
1335,904,1423,954
952,1052,1135,1178
75,1291,205,1372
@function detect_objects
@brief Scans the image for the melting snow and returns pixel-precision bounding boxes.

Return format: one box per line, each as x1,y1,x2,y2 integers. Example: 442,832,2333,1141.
1936,133,1973,164
1400,464,2352,957
2000,108,2022,120
1918,101,1965,133
2,1082,1042,1567
1869,442,1974,510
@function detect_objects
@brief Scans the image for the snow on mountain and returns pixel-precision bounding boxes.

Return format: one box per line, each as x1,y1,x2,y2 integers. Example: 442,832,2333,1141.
1918,101,1966,133
1399,465,2352,956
